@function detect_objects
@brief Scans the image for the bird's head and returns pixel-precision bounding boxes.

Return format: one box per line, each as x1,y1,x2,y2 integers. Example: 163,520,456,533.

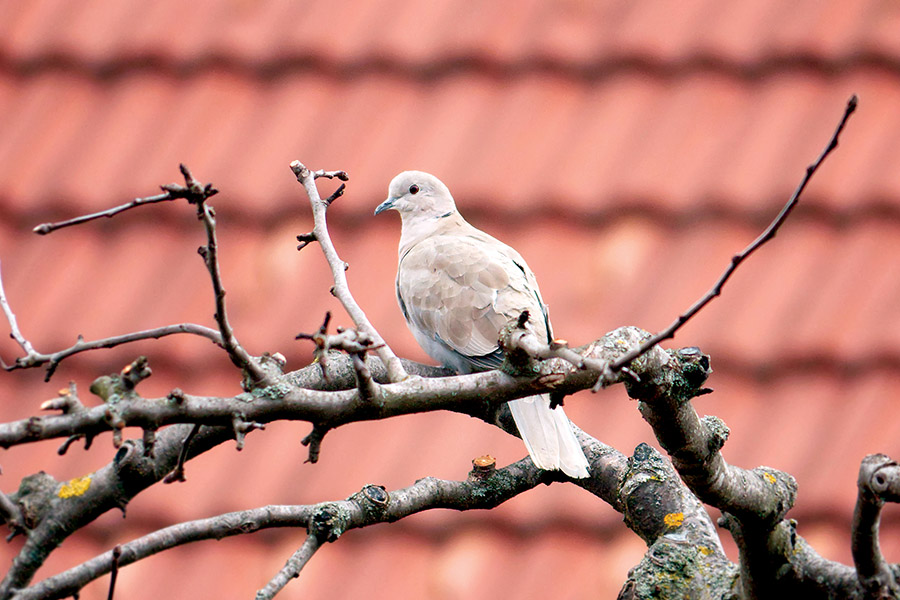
375,171,458,219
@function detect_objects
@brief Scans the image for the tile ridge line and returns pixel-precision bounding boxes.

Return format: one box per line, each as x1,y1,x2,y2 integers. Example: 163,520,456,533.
1,51,899,82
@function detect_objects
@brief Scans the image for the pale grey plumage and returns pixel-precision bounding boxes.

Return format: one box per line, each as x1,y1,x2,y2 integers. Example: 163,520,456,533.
376,171,590,478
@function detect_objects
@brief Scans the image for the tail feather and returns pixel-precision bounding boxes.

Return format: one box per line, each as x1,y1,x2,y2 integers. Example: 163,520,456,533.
507,395,590,478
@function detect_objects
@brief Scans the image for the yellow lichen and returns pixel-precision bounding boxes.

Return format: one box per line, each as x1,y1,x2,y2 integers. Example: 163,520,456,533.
763,472,776,484
58,475,91,498
663,512,684,528
698,546,713,556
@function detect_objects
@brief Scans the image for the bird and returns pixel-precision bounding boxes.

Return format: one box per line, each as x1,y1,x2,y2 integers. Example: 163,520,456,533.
375,170,590,479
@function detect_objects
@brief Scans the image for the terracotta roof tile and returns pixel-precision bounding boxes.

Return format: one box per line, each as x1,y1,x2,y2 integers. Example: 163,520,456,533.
2,1,900,596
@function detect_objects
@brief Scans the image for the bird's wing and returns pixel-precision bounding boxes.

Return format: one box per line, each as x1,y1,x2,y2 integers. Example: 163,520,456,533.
397,229,549,372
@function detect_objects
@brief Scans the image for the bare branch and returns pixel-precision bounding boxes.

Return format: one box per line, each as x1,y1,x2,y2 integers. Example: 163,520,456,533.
500,311,638,404
39,382,84,414
601,94,859,386
255,534,321,600
0,260,37,363
231,415,265,451
15,458,549,600
300,424,329,464
0,337,703,597
8,323,223,381
32,193,180,235
632,346,797,525
3,247,225,381
162,424,201,484
8,166,274,386
290,161,408,383
0,487,24,540
852,454,900,597
0,326,670,451
350,352,378,402
180,165,271,388
0,423,236,596
106,546,121,600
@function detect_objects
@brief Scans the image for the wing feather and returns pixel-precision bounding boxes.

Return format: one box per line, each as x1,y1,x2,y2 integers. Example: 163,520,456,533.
397,228,549,371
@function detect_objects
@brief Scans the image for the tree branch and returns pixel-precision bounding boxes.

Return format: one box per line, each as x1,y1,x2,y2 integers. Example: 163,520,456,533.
852,454,900,598
0,486,24,540
13,457,550,600
602,94,859,385
616,95,860,599
2,319,223,382
0,259,37,365
0,327,666,451
177,165,271,388
632,347,796,526
31,192,180,235
254,534,321,600
0,323,721,598
1,165,275,385
290,161,408,383
0,423,235,596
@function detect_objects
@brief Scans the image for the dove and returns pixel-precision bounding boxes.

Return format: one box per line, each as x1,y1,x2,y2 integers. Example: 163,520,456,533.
375,171,590,478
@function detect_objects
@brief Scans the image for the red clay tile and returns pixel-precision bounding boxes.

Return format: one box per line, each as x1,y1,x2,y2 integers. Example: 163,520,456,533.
2,2,900,598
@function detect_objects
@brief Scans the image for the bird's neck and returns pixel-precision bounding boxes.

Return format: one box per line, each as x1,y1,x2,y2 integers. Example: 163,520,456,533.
397,211,466,256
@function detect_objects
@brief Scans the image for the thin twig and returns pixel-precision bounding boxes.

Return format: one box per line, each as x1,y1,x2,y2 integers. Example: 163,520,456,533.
181,164,271,388
32,193,178,235
0,487,24,538
599,94,859,388
3,323,223,381
0,259,37,363
231,415,265,451
163,424,201,484
290,161,408,383
351,352,378,402
255,534,321,600
300,424,329,464
106,546,121,600
17,165,270,386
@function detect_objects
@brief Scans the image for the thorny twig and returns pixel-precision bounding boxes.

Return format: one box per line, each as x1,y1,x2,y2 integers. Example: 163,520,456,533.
290,161,408,383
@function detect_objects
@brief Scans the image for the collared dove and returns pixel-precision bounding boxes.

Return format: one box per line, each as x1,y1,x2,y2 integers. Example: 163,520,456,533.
375,171,590,478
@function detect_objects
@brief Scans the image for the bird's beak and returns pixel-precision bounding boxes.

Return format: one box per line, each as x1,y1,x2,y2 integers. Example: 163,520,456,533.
374,197,396,216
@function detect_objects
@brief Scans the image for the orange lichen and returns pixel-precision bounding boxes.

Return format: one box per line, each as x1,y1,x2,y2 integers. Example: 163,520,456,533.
663,512,684,528
58,475,91,498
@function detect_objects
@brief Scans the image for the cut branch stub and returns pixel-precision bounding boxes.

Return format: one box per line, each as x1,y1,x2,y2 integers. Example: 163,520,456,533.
859,454,900,503
307,502,350,543
301,425,329,464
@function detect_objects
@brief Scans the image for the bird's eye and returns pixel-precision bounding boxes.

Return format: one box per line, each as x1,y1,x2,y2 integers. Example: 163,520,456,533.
409,184,420,195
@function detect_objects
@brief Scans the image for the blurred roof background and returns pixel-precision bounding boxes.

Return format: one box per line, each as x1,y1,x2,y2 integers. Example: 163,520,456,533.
2,1,900,598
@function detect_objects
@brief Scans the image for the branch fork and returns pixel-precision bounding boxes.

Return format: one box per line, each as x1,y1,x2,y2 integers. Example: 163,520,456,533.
290,161,407,384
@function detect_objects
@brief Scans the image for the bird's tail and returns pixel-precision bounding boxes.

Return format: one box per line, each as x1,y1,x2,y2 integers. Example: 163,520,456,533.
507,395,590,478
